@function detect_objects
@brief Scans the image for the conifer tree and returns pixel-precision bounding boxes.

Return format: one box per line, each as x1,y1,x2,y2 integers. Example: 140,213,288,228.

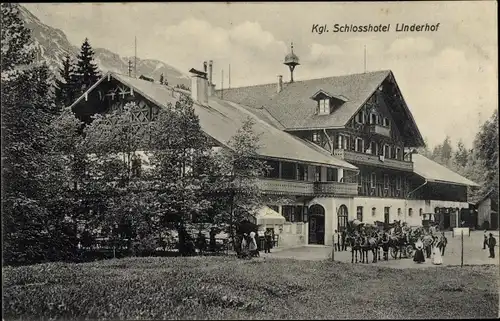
159,73,164,85
55,54,76,108
73,38,101,96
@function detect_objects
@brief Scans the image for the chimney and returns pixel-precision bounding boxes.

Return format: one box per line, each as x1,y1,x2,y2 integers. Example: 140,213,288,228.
208,60,214,96
189,67,208,105
203,61,208,73
277,75,283,93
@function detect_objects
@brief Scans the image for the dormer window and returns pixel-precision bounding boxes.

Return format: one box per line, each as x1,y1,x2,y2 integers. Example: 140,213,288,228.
370,113,377,124
311,89,348,116
383,117,390,127
318,99,330,115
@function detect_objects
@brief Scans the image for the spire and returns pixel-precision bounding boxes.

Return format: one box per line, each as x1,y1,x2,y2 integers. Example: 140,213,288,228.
284,41,300,83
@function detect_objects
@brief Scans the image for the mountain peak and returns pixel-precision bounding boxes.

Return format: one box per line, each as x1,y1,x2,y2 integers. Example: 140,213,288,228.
19,5,190,87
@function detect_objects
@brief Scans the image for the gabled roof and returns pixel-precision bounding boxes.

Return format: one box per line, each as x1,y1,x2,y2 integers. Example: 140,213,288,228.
70,72,358,170
217,70,425,146
412,153,479,187
218,70,390,130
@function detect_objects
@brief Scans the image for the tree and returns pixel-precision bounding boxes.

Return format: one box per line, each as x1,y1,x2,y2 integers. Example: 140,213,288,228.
175,84,190,91
453,139,469,169
149,94,215,255
159,73,164,85
1,3,35,72
1,5,81,264
213,117,270,244
55,54,77,109
73,38,101,96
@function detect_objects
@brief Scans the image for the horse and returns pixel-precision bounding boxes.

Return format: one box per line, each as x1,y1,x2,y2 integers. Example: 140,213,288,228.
347,233,363,263
360,233,379,263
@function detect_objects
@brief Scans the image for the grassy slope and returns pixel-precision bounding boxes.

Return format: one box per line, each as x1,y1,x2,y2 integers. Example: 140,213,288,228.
3,256,499,320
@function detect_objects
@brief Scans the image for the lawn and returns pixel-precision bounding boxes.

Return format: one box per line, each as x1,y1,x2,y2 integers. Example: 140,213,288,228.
3,256,499,320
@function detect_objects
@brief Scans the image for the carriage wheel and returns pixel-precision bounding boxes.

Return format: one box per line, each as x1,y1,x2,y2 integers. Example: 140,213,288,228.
406,245,414,258
390,247,398,259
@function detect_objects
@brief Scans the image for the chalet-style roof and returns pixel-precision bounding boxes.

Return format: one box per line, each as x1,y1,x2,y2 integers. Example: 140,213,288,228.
412,153,479,187
217,70,425,147
70,72,358,170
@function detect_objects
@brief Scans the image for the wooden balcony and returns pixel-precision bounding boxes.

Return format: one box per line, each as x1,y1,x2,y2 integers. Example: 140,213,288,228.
257,178,314,196
313,182,359,197
257,178,358,197
368,124,391,137
333,149,413,172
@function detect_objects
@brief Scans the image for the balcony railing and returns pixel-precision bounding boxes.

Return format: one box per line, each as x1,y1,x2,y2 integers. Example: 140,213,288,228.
257,178,358,197
333,149,413,172
313,181,359,197
368,124,391,137
257,178,314,196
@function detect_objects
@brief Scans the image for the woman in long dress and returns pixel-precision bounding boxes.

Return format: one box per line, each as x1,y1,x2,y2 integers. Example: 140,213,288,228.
413,239,426,263
249,231,259,257
432,245,443,265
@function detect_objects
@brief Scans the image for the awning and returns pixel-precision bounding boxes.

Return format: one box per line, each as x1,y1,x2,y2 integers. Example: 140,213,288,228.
256,206,286,225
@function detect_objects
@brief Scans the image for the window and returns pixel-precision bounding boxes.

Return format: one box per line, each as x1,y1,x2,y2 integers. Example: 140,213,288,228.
372,207,376,216
327,168,338,182
265,160,280,178
337,134,349,150
395,147,401,160
356,112,365,124
297,164,308,181
318,99,330,115
281,162,296,180
397,208,402,216
384,174,389,189
356,206,363,222
312,131,321,144
419,208,423,216
370,113,377,124
355,138,364,152
396,176,401,190
282,205,294,222
314,166,321,182
370,172,376,188
383,144,391,158
408,208,413,216
383,117,390,127
369,141,378,154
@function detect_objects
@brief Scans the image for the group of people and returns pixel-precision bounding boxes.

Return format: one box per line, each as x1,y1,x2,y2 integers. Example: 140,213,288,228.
413,231,447,265
237,229,274,259
483,231,497,258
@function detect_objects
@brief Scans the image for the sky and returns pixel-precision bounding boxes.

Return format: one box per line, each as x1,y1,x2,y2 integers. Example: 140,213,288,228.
24,2,497,149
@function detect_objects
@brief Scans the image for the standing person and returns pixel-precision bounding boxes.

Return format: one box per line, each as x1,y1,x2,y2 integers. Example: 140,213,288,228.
432,243,443,265
483,230,488,250
264,229,273,253
240,233,249,258
413,239,425,263
488,233,496,259
333,229,339,251
423,233,433,259
381,232,390,261
341,229,347,251
438,232,448,256
249,231,259,257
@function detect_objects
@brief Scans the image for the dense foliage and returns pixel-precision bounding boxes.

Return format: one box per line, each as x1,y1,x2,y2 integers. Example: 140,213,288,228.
1,4,266,265
418,109,499,202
